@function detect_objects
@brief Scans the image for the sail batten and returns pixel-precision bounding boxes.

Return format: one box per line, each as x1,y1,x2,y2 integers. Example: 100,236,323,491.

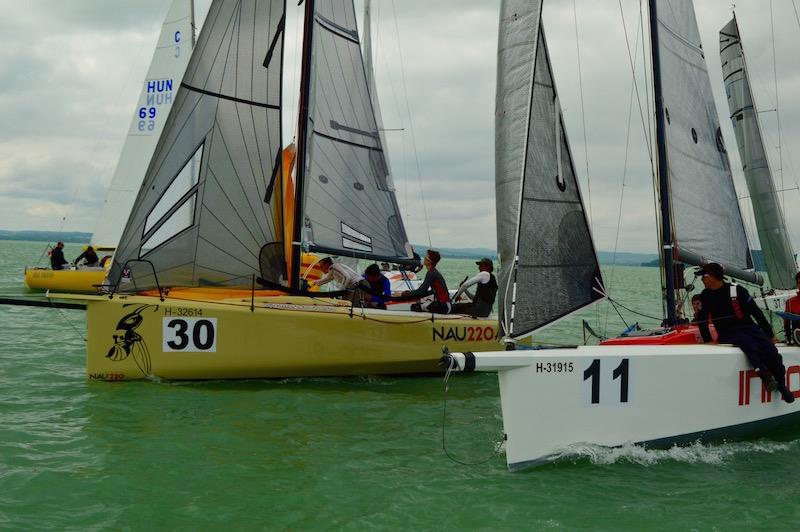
107,0,286,292
496,0,604,339
719,16,796,289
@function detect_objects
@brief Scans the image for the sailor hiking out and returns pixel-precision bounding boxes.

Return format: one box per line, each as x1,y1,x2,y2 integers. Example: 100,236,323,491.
451,257,498,317
401,249,451,314
695,262,795,403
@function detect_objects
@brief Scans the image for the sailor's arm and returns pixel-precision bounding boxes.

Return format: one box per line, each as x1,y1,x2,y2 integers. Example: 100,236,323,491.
454,271,489,299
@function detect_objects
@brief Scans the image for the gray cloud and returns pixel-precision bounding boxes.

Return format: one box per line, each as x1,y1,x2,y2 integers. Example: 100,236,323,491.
0,0,797,258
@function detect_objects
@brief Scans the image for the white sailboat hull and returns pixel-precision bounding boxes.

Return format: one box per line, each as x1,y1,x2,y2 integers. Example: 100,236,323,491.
450,344,800,471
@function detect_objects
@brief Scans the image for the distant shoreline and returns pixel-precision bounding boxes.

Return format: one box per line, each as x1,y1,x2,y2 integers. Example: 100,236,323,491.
4,230,772,269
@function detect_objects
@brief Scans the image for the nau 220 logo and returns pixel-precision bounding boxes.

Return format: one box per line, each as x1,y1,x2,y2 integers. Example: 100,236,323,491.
163,317,218,352
432,325,498,342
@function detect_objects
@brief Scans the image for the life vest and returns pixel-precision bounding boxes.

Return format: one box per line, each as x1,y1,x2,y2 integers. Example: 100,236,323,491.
729,283,746,320
475,273,498,306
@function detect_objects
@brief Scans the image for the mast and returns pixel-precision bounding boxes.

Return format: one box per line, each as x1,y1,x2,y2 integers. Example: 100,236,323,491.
190,0,196,46
648,0,677,327
291,0,316,290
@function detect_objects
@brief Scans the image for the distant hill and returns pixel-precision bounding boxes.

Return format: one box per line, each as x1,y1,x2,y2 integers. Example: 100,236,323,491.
596,251,658,266
414,245,497,260
0,230,91,243
639,250,777,271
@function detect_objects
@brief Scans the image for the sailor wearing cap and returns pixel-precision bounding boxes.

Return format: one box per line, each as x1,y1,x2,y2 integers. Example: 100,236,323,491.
695,262,794,403
451,258,498,318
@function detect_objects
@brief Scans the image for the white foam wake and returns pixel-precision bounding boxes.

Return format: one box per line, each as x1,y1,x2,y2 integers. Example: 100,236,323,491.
554,439,796,466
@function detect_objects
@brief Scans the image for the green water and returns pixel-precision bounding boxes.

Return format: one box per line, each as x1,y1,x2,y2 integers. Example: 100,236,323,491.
2,240,799,529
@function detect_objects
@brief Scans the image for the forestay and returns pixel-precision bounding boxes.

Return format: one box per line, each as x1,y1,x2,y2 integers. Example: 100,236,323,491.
299,0,412,263
91,0,194,251
653,0,752,273
107,0,286,291
720,17,796,289
495,0,603,338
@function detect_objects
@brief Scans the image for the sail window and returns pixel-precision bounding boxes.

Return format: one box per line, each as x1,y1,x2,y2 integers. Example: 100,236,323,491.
341,222,372,252
144,143,203,234
140,193,196,256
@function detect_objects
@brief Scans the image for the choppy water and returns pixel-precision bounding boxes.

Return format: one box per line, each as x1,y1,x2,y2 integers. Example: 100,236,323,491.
2,239,799,529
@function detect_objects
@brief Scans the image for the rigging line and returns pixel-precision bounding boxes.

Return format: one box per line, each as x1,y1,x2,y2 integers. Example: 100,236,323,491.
769,0,785,213
604,12,643,336
572,0,593,231
618,0,656,172
793,0,800,32
390,0,432,248
48,299,87,343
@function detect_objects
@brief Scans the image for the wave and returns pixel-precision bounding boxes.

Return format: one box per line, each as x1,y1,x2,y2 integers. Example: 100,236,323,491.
553,439,796,466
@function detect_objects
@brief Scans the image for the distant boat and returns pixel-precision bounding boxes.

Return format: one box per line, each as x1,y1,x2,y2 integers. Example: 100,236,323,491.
24,0,196,293
719,15,799,311
445,0,800,471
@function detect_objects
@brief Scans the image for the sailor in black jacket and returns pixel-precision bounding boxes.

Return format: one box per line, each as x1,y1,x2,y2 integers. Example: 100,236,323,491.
695,262,794,403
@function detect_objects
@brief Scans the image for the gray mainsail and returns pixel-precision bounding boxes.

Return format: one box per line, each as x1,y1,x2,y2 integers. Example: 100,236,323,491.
107,0,286,291
653,0,753,276
496,0,603,338
720,16,796,289
298,0,412,263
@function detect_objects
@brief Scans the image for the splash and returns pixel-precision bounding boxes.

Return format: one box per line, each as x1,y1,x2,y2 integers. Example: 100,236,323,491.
554,439,796,466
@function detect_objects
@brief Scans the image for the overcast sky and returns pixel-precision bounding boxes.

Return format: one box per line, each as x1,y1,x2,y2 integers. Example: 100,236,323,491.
0,0,798,255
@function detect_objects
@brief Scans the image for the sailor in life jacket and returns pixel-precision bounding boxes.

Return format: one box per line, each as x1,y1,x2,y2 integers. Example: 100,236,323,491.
400,249,451,314
451,257,498,318
785,271,800,344
695,262,795,403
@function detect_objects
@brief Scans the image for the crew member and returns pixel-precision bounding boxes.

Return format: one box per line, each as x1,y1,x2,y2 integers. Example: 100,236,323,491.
309,257,363,304
785,272,800,344
363,263,391,309
74,246,99,267
49,242,68,270
695,262,794,403
451,257,498,317
401,250,450,314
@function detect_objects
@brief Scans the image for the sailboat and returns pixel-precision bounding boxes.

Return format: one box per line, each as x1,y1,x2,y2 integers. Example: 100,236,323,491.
24,0,196,294
719,15,798,313
444,0,800,471
55,0,498,381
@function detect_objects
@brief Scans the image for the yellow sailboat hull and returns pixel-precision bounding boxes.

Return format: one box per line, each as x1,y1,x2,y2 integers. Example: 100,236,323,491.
24,268,105,294
80,293,501,380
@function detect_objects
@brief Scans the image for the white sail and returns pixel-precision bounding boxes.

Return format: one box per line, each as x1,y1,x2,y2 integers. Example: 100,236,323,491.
720,17,796,289
90,0,195,251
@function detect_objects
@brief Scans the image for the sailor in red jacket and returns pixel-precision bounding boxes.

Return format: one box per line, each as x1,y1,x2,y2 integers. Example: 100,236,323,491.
785,271,800,344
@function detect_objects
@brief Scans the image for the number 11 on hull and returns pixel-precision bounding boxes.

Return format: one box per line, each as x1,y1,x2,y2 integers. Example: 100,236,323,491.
447,344,800,471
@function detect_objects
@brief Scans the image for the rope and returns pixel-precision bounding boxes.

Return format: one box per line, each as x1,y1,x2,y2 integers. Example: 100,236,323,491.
769,0,785,212
389,0,432,247
48,299,87,343
441,356,497,466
